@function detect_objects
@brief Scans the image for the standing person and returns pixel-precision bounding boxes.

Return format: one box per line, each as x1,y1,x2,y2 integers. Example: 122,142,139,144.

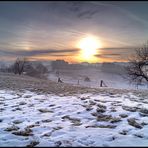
77,79,79,85
58,77,63,83
100,80,103,87
100,80,107,87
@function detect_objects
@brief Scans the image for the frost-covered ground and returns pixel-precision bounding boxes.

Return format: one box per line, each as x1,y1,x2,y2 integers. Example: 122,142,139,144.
1,89,148,147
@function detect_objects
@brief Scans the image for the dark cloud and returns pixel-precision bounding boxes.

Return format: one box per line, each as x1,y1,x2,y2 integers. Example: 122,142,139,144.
95,47,136,59
69,2,103,19
99,47,137,55
77,9,99,19
95,53,121,58
46,1,100,20
99,47,136,50
0,48,79,57
46,54,70,57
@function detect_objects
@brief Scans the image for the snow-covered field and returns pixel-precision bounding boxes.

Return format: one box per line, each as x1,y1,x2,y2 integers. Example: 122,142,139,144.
1,89,148,147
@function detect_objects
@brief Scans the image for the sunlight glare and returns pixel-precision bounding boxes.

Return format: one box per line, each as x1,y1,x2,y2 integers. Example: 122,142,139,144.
77,36,102,62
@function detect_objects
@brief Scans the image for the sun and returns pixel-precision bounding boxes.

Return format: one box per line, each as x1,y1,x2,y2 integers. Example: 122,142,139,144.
77,36,102,62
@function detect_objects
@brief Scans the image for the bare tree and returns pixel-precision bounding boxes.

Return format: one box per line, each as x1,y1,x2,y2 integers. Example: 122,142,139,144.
125,42,148,86
13,57,27,75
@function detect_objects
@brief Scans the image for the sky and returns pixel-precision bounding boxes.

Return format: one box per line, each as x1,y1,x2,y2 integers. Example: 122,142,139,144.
0,1,148,63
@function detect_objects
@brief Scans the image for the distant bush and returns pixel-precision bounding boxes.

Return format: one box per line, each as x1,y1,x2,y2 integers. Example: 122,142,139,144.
84,76,91,82
24,62,48,79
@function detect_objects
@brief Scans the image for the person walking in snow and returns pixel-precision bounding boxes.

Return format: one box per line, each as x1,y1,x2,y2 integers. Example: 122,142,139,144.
58,77,63,83
100,80,107,87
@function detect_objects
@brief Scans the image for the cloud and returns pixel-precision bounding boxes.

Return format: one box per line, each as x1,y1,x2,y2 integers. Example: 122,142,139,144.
67,1,102,19
77,9,99,19
95,53,121,59
0,48,79,57
95,47,137,59
95,53,121,57
46,54,69,57
99,47,136,53
94,1,148,27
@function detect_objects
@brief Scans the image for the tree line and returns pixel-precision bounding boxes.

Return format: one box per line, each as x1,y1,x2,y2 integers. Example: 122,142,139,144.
0,57,48,79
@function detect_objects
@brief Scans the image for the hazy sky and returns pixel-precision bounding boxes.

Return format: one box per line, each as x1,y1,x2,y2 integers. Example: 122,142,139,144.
0,1,148,63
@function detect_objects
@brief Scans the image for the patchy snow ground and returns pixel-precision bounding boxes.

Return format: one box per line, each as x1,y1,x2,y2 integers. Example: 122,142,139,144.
0,89,148,147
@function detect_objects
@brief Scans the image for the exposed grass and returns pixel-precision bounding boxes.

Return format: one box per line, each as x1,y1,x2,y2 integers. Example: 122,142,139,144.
26,141,39,147
4,125,20,132
12,127,33,136
127,118,143,129
38,108,53,113
85,124,116,129
0,72,148,97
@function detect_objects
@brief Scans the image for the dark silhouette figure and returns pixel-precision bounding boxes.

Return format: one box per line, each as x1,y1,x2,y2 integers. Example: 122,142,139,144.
58,77,63,83
100,80,107,87
77,79,79,85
